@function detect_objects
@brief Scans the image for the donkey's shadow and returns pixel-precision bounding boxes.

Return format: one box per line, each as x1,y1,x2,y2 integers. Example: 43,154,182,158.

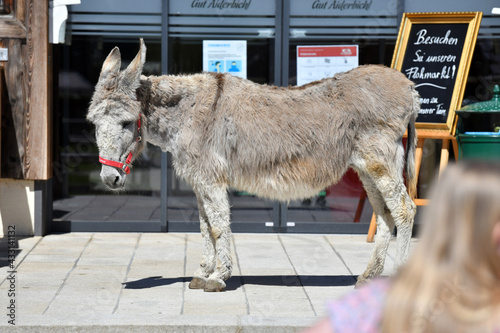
123,275,356,291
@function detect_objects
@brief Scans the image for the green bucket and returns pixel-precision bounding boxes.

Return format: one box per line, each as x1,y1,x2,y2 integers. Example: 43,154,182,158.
456,85,500,160
457,134,500,160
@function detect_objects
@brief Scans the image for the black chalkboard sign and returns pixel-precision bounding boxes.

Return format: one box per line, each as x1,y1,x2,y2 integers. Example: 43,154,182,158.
392,13,482,133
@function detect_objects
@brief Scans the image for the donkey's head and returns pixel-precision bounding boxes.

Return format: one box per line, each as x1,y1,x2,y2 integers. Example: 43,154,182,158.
87,39,146,190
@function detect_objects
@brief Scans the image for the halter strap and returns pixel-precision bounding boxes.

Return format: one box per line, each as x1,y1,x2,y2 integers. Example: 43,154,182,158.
98,118,142,175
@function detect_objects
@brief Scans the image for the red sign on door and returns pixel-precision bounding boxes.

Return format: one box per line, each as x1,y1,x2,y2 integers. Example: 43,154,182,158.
297,45,359,86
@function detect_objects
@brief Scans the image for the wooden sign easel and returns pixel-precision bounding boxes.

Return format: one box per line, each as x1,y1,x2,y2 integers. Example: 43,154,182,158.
366,12,482,242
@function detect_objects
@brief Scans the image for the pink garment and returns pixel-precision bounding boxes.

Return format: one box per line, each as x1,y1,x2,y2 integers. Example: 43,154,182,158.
327,279,500,332
327,279,390,333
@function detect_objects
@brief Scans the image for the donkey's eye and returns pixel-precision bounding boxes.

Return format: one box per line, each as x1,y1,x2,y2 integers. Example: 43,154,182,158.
122,121,133,128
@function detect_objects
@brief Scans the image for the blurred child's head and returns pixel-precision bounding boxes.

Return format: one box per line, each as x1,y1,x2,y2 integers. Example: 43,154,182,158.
420,161,500,283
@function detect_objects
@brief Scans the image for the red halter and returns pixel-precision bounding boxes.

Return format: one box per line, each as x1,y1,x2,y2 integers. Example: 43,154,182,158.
98,118,142,175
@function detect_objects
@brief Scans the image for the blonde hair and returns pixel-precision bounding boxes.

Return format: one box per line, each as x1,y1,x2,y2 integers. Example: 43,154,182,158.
381,161,500,333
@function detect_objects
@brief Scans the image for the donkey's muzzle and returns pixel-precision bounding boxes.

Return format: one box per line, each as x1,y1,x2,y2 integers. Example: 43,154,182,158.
100,165,126,190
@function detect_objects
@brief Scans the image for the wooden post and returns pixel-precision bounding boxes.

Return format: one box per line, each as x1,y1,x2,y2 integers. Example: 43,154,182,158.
25,0,51,179
0,0,51,180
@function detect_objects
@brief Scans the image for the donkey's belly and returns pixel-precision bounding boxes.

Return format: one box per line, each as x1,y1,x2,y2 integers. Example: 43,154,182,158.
230,173,338,202
228,154,348,201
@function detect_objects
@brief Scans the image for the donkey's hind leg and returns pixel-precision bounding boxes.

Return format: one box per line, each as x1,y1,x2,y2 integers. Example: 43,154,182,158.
368,158,416,272
353,142,416,287
189,194,216,290
354,171,395,287
195,185,233,292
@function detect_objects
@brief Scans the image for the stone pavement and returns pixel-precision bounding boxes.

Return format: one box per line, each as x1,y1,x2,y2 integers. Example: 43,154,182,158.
0,232,418,332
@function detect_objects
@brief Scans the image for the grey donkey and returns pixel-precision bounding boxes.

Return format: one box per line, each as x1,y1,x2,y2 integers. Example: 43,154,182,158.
87,39,419,291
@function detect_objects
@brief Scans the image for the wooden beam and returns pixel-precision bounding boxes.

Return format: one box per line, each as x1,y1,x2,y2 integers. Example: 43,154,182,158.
367,214,377,243
15,0,26,26
0,0,51,179
1,38,26,179
25,0,51,179
439,139,451,176
451,137,459,161
415,138,424,180
0,19,26,39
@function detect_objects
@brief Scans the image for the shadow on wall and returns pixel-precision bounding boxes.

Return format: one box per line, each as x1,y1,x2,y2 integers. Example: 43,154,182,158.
0,236,18,268
0,179,34,268
0,179,34,237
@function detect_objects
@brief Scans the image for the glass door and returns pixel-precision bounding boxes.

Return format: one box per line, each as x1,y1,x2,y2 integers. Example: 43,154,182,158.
165,36,280,232
282,0,400,232
285,40,398,232
52,1,165,232
52,37,163,231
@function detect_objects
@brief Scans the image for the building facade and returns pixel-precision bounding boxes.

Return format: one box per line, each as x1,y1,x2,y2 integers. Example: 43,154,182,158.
1,0,499,236
0,0,51,237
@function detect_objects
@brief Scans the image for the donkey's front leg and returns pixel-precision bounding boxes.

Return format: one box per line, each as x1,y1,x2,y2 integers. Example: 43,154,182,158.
189,194,216,290
196,185,232,292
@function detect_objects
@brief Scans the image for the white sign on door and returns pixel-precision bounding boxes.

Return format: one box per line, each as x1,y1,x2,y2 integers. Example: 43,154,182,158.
203,40,247,79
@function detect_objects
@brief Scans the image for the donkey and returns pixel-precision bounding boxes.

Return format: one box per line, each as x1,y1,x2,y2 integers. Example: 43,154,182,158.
88,39,419,292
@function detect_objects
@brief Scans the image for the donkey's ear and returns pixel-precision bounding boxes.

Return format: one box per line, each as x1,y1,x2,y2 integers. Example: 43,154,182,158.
98,47,121,86
120,38,146,89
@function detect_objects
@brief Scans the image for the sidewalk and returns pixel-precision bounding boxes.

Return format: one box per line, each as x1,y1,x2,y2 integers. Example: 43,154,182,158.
0,232,417,332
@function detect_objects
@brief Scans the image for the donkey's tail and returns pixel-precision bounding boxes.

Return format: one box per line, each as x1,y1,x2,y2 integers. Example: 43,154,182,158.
405,87,420,200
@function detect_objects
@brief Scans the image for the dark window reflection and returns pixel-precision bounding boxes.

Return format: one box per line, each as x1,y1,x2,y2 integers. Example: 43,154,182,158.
53,37,162,222
0,0,12,14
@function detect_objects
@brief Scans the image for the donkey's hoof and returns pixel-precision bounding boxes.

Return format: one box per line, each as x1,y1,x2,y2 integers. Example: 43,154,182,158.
189,276,207,289
204,278,226,292
354,276,369,289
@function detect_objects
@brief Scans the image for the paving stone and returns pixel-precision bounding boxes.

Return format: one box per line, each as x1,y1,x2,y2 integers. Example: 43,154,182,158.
0,232,419,332
127,260,184,280
182,301,248,316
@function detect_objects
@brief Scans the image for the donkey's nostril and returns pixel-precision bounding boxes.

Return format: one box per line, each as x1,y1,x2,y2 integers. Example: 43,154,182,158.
100,167,124,190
